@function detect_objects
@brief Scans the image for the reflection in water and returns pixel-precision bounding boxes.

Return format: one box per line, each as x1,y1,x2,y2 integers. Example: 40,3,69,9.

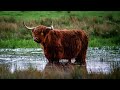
10,60,48,73
0,47,120,74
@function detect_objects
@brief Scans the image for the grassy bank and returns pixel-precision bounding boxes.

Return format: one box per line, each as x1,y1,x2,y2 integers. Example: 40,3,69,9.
0,37,119,48
89,36,120,47
0,64,120,79
0,11,120,48
0,39,40,48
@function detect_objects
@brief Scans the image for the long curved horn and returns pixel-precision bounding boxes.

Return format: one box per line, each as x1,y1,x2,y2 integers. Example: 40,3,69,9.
46,26,54,30
51,21,54,29
46,21,54,30
23,22,36,30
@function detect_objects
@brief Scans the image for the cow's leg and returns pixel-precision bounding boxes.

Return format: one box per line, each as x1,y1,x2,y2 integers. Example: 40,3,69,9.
44,50,59,64
68,59,71,63
48,59,53,63
75,50,87,66
48,59,58,63
52,58,59,64
75,39,88,66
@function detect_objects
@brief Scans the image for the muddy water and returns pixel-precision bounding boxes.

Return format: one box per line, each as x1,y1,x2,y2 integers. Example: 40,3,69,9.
0,47,120,74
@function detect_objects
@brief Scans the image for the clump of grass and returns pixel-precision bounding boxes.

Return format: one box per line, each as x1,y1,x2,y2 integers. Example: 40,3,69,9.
0,22,18,39
104,14,114,21
92,23,120,38
0,39,39,48
0,16,16,23
89,36,120,47
0,63,120,79
13,68,43,79
108,67,120,79
42,64,72,79
0,64,43,79
0,64,13,79
18,28,32,39
70,65,88,79
0,22,18,31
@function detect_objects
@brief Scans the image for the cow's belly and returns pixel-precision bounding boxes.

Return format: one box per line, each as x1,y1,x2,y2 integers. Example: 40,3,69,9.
43,41,81,60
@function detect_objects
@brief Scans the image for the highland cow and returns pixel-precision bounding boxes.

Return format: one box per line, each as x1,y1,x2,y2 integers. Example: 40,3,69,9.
24,22,88,65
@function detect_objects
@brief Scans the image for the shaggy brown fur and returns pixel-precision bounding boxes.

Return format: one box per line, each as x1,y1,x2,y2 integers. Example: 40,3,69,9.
31,25,88,65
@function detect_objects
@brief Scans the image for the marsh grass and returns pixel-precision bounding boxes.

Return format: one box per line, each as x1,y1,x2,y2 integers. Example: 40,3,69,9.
0,11,120,48
0,11,119,79
89,36,120,47
0,39,39,48
0,64,120,79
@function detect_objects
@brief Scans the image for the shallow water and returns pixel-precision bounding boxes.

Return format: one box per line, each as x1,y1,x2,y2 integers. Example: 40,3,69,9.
0,47,120,74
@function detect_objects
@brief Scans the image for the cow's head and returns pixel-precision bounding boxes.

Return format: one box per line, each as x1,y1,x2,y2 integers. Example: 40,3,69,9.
23,22,54,44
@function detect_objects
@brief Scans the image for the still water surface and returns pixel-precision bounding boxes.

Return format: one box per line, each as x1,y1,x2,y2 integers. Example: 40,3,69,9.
0,47,120,74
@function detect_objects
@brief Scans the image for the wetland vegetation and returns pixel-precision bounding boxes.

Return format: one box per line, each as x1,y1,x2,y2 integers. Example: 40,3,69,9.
0,11,120,79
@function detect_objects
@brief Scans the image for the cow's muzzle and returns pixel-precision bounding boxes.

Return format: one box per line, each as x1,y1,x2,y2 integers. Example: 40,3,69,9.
33,37,41,43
